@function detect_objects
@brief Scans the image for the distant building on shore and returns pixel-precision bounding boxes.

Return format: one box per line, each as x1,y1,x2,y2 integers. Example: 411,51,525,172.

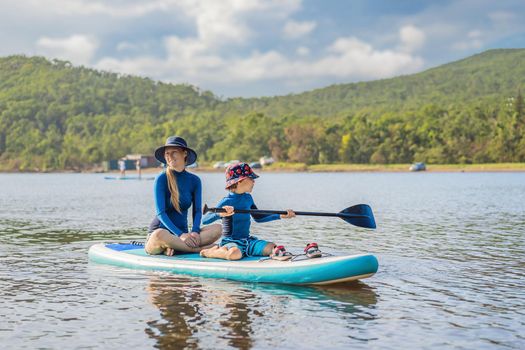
259,156,275,166
104,154,159,171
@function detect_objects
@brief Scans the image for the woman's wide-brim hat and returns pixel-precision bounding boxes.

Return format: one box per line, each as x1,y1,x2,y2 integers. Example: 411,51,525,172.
225,162,259,189
154,136,198,165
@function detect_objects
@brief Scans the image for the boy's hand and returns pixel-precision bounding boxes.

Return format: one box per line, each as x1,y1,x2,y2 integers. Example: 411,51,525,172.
219,205,235,217
280,209,296,219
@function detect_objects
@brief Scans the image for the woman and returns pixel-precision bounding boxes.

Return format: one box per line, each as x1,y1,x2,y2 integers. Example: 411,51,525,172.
146,136,221,256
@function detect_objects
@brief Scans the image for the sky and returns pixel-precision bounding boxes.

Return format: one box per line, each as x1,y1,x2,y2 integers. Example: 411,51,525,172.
1,0,524,98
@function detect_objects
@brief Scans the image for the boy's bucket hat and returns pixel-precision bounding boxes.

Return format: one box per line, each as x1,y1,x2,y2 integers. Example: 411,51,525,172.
225,162,259,189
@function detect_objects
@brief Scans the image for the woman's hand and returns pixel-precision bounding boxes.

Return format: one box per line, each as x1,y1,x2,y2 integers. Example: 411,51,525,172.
180,232,200,248
189,232,201,246
219,205,235,217
280,209,296,219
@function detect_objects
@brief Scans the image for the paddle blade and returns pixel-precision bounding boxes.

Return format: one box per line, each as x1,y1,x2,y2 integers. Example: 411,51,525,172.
340,204,376,229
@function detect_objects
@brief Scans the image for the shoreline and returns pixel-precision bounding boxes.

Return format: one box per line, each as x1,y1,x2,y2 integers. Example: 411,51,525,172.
2,163,524,174
153,162,525,173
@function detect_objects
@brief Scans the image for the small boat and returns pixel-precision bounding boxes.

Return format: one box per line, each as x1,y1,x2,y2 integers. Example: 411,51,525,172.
88,243,379,285
409,162,426,171
104,176,155,180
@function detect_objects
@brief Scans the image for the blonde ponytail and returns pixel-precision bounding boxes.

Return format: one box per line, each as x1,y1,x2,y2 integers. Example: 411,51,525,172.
166,168,181,213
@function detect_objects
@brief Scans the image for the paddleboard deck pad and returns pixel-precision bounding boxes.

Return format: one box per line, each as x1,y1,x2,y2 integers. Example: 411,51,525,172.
89,243,378,285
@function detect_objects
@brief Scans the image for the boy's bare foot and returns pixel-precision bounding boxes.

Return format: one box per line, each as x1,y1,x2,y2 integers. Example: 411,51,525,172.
200,245,219,257
200,245,242,260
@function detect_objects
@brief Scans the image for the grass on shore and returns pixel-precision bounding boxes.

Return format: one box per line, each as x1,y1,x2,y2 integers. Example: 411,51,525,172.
304,162,525,172
194,162,525,173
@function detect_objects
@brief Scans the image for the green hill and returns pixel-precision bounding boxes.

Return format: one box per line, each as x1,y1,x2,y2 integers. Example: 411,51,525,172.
0,56,223,170
228,49,525,117
0,49,524,171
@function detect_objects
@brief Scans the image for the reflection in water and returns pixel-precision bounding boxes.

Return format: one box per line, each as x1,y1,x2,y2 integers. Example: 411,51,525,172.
217,290,255,350
255,281,378,316
146,277,203,349
146,276,258,350
145,275,378,350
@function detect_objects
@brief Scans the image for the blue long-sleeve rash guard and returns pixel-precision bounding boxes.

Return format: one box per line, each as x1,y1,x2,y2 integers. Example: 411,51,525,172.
149,169,202,236
202,192,280,240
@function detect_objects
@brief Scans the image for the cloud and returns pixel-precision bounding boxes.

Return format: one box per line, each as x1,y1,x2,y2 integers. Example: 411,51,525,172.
20,0,181,17
116,41,138,52
7,0,302,47
283,20,317,39
165,36,225,73
177,0,302,46
310,37,423,79
452,29,484,51
467,30,482,39
93,0,309,86
44,0,302,46
96,33,423,89
7,0,524,97
36,35,98,65
296,46,310,56
395,2,525,57
93,2,422,89
399,25,426,52
93,2,425,88
488,11,516,23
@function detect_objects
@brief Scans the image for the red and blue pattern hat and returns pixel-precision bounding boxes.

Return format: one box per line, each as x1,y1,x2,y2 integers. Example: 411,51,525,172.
225,162,259,189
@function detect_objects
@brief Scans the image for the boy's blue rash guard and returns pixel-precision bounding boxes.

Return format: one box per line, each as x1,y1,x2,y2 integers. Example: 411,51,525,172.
202,192,280,239
150,170,202,236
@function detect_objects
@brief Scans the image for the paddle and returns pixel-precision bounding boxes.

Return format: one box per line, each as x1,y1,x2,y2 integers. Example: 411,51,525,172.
203,204,376,229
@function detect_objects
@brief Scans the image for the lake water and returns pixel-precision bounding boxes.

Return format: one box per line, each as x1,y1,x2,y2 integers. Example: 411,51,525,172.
1,172,524,349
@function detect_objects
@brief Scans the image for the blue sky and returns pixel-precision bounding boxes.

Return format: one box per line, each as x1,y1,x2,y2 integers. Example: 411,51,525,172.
1,0,524,97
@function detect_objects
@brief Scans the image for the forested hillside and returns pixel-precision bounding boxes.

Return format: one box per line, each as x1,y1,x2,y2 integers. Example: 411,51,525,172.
0,50,524,171
230,49,525,117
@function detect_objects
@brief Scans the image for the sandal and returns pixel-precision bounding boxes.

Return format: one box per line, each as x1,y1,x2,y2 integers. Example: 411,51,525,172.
304,242,322,258
270,245,293,261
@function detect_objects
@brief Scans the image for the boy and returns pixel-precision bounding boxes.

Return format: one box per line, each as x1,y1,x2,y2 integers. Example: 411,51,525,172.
200,163,295,260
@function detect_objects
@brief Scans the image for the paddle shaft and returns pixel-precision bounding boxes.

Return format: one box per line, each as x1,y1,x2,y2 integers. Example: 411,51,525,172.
207,207,368,219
